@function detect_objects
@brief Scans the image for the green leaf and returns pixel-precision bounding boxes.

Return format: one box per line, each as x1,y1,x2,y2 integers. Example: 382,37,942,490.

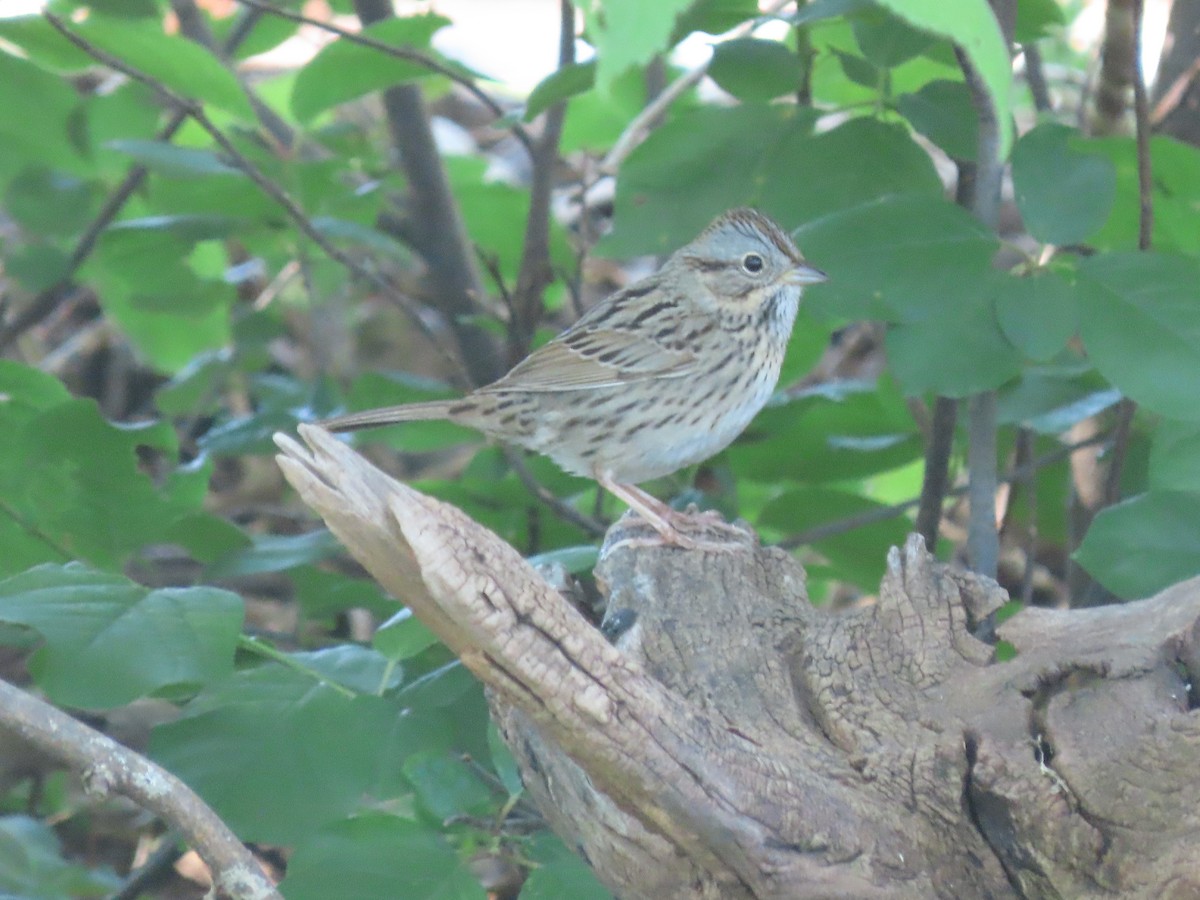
520,856,613,900
487,722,524,798
0,564,242,709
6,244,72,294
404,750,495,820
585,0,695,89
708,38,803,101
526,60,596,120
0,53,86,174
730,380,922,483
298,644,404,695
1074,491,1200,599
374,608,440,662
832,48,881,88
896,79,978,160
758,488,911,587
852,9,934,68
216,9,300,60
873,0,1013,154
0,815,121,898
672,0,761,38
1078,252,1200,421
290,15,449,121
0,15,96,70
1012,123,1116,245
605,109,939,259
4,167,94,236
887,285,1022,395
1015,0,1066,43
206,530,344,579
105,139,240,175
996,368,1121,433
73,17,254,119
0,393,199,576
792,0,872,26
284,814,487,900
151,664,462,843
560,65,648,152
993,270,1079,361
311,216,410,260
794,193,996,322
527,545,600,575
78,0,160,16
1149,421,1200,494
83,228,234,373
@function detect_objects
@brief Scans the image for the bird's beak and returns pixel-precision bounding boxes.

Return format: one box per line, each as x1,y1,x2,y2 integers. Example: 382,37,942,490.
787,262,828,286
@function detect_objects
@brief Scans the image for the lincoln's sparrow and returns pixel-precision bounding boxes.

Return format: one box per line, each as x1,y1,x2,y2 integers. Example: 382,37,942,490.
321,208,826,546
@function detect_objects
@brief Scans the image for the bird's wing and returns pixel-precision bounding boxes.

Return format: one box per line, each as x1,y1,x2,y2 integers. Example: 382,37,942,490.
484,327,697,393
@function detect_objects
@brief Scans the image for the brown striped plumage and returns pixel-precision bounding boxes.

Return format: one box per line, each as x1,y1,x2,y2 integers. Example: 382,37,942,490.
320,208,826,546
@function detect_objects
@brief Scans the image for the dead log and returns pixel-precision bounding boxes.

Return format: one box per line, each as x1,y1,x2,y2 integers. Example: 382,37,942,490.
276,425,1200,900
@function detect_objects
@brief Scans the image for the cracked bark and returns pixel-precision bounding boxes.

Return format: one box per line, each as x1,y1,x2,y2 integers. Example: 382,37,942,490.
276,425,1200,900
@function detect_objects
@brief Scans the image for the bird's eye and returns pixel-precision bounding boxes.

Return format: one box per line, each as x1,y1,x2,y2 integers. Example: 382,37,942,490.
741,253,765,274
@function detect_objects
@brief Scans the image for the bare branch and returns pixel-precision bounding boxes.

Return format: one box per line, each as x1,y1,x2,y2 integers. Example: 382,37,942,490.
509,0,574,360
351,0,502,387
913,396,958,550
954,38,1006,579
0,679,280,900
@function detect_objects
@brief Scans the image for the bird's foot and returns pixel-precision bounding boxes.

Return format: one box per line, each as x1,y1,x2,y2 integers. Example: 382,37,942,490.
605,508,755,554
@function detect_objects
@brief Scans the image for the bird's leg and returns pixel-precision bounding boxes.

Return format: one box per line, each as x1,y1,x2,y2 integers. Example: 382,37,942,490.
596,474,752,551
597,476,692,547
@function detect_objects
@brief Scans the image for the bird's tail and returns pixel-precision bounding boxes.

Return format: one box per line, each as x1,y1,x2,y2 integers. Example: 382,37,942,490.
319,399,458,432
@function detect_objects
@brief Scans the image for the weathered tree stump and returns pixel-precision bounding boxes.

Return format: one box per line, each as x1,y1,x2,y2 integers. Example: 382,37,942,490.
276,425,1200,900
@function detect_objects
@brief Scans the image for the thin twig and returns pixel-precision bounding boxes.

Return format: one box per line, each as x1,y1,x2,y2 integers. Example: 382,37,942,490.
955,43,1005,579
1130,0,1153,253
1101,0,1151,508
1022,43,1053,112
352,0,501,388
503,448,608,539
509,0,574,361
1150,54,1200,124
913,397,958,550
231,0,534,156
776,432,1110,550
0,678,282,900
44,11,474,388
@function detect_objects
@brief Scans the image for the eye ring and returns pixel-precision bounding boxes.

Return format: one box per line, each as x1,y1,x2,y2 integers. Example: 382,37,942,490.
741,252,765,274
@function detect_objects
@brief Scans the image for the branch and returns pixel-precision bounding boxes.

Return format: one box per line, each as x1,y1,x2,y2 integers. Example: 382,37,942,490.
42,11,474,387
955,42,1006,579
1101,0,1150,510
1130,0,1153,254
1022,42,1053,112
509,0,574,361
352,0,503,388
913,396,957,550
503,448,608,540
274,425,882,897
0,679,280,900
